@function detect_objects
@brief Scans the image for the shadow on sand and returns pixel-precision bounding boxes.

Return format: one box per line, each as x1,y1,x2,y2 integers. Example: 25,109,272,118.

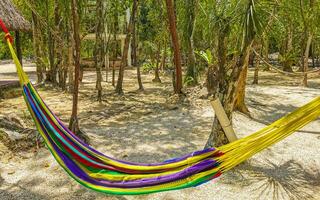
223,159,320,200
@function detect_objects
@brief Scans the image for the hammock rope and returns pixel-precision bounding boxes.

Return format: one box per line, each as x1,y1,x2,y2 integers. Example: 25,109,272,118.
1,19,320,195
252,48,320,77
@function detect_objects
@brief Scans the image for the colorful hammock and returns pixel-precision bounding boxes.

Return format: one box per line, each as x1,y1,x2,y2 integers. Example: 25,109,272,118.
1,20,320,195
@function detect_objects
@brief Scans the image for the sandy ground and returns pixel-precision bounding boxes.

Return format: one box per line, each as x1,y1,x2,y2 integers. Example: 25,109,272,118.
0,66,320,200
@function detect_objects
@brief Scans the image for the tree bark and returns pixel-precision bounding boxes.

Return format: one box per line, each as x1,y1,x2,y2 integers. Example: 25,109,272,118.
253,48,260,84
205,44,252,148
68,19,74,92
46,0,56,84
184,0,197,85
300,0,314,87
153,43,162,83
132,0,143,91
54,1,64,89
111,11,119,87
95,0,104,102
161,43,167,71
115,0,137,94
234,51,251,115
165,0,183,94
32,11,44,83
205,26,229,147
302,34,312,87
282,24,294,72
15,31,22,66
69,0,81,134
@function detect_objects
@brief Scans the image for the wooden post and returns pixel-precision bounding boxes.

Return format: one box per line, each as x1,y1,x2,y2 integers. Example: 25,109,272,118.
15,31,23,67
210,98,238,142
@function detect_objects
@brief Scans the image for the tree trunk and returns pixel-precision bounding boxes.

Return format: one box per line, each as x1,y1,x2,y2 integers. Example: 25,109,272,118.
153,44,162,83
112,63,116,86
253,48,260,84
46,0,56,84
262,33,270,71
68,28,74,92
133,0,143,91
165,0,183,94
300,0,314,87
311,42,315,68
95,0,104,102
205,27,229,147
32,11,44,83
54,1,64,88
15,31,22,66
105,23,110,82
282,24,294,72
112,14,119,87
184,0,197,85
234,46,251,115
234,61,250,115
79,66,84,83
161,43,167,71
205,44,252,148
115,0,137,94
69,0,81,134
302,34,312,87
105,54,109,82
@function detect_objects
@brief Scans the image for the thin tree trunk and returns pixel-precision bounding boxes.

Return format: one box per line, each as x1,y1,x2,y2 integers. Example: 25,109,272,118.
300,0,314,87
105,54,109,82
184,0,197,85
302,34,312,87
95,0,104,102
165,0,183,94
311,42,315,68
253,48,260,84
54,0,64,88
32,11,44,83
68,26,74,92
69,0,81,134
262,33,269,71
105,21,110,82
282,24,294,72
161,43,167,71
132,0,143,91
115,0,137,94
153,43,162,83
79,66,84,83
15,31,22,66
112,63,116,86
46,0,56,84
112,12,119,87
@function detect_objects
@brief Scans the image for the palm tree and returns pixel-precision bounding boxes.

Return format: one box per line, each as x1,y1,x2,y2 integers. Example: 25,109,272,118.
205,0,263,147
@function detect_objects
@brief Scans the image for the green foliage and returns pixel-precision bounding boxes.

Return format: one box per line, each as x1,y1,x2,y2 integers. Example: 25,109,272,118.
184,76,196,85
196,50,213,65
2,0,320,81
142,62,155,72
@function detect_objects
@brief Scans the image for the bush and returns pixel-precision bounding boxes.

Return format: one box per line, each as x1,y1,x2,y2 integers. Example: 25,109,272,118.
142,62,155,72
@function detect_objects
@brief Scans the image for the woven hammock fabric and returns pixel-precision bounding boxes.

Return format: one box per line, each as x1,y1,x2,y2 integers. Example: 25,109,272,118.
1,19,320,195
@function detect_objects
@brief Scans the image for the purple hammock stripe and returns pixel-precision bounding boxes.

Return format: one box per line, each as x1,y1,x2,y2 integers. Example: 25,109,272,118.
27,83,217,167
24,85,220,188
